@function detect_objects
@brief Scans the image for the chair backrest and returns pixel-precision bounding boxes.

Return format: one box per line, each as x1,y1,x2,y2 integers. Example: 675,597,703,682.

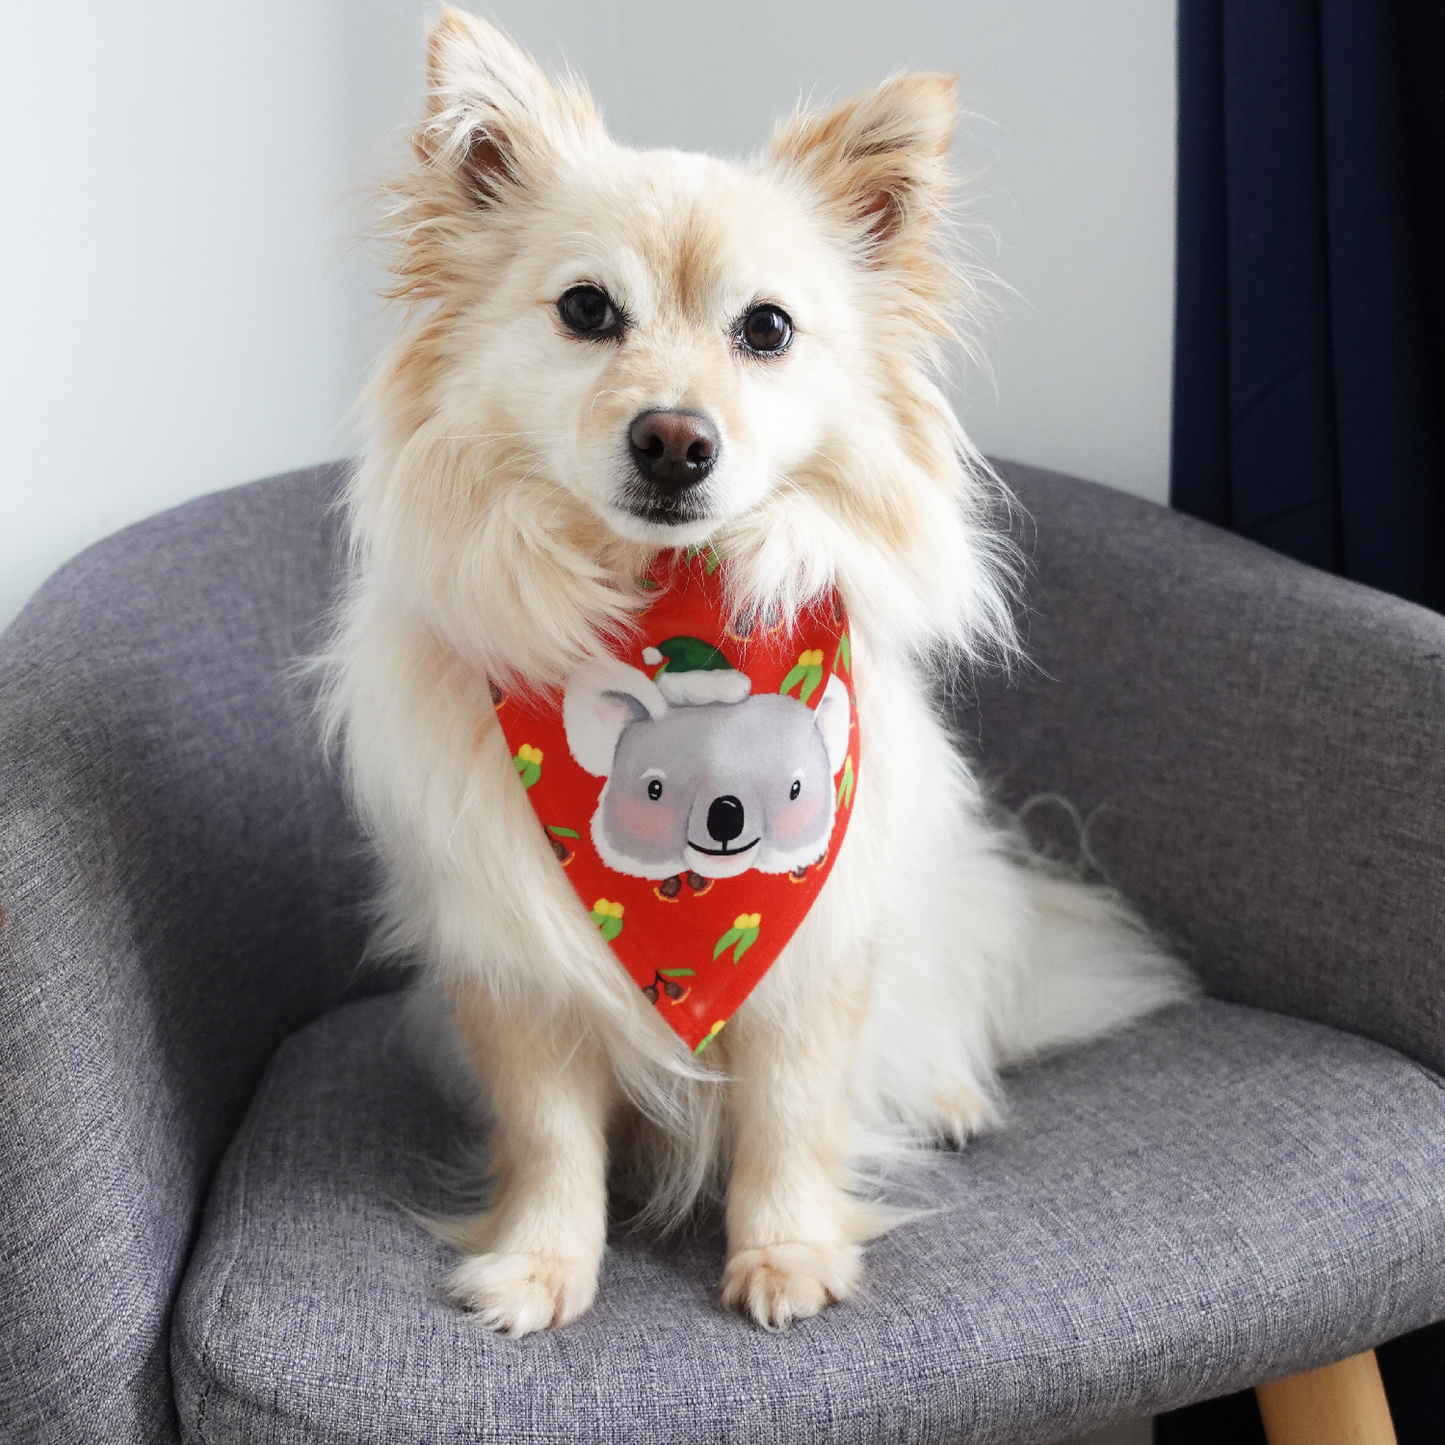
972,461,1445,1081
0,464,397,1443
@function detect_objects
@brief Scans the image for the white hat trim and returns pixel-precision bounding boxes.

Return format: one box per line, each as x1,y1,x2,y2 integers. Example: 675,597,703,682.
655,669,752,707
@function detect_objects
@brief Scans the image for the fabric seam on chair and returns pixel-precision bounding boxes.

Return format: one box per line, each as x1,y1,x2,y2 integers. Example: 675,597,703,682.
188,1061,266,1444
177,1347,313,1443
1401,1058,1445,1094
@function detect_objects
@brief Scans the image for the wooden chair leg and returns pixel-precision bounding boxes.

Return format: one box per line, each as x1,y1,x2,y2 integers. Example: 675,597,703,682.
1255,1349,1396,1445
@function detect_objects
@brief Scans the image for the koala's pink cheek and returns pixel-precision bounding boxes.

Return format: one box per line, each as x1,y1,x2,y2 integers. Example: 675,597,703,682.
770,795,829,842
614,795,682,842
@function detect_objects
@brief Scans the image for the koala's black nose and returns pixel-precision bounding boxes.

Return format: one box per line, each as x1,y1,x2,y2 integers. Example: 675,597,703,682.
628,410,719,493
706,795,745,844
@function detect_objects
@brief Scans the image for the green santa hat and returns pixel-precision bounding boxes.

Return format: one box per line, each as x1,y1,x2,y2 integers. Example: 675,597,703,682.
642,636,752,707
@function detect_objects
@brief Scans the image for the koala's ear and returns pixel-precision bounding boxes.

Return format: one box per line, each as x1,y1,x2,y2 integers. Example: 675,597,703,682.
814,674,852,776
564,661,668,777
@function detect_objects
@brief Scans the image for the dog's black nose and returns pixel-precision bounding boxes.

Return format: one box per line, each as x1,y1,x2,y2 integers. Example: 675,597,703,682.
706,795,745,844
628,410,719,492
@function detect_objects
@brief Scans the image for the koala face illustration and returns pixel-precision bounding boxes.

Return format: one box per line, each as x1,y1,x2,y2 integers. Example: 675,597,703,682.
563,661,852,880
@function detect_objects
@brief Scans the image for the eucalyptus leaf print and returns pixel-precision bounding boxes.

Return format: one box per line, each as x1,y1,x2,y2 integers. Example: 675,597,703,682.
693,1019,726,1056
683,543,724,574
713,912,761,963
590,897,624,942
779,650,825,704
513,743,543,788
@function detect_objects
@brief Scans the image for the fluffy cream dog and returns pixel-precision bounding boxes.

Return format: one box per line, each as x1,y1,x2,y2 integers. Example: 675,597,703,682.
323,9,1189,1336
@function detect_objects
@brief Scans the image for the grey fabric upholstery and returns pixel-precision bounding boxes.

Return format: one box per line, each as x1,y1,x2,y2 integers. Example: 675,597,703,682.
0,465,395,1444
172,992,1445,1445
976,461,1445,1079
3,460,1443,1443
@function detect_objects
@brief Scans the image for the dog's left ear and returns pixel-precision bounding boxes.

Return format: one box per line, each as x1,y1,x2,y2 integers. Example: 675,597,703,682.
769,74,956,261
418,8,600,209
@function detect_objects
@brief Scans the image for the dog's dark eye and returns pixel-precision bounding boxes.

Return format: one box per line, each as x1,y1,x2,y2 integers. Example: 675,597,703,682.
559,285,621,339
789,778,802,800
647,778,663,800
739,304,793,355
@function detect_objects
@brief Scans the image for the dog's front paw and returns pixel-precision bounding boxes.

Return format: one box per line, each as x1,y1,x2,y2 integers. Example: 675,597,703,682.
448,1251,598,1335
720,1241,861,1330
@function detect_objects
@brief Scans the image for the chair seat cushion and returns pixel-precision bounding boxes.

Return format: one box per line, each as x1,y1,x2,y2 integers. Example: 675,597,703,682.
171,994,1445,1444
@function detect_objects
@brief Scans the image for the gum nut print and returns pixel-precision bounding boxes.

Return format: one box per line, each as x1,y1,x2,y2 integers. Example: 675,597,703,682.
643,968,695,1005
562,638,851,882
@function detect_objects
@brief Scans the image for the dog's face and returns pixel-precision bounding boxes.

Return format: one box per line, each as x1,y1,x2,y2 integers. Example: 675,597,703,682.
391,11,962,554
453,145,864,545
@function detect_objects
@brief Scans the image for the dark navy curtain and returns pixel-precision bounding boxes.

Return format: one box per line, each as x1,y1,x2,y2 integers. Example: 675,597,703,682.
1163,2,1445,1440
1170,0,1445,611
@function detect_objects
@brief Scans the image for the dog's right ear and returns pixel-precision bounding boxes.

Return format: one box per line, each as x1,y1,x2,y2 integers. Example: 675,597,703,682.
563,661,668,777
419,8,599,208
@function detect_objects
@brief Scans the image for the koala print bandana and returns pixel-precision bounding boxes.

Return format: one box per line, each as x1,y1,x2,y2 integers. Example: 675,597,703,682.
492,546,859,1054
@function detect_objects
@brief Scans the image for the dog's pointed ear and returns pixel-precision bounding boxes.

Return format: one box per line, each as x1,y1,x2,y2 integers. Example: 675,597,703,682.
419,8,599,208
813,673,852,776
564,661,668,777
769,74,957,259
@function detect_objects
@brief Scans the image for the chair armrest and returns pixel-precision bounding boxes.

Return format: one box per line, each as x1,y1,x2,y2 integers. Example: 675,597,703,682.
971,461,1445,1077
0,465,387,1443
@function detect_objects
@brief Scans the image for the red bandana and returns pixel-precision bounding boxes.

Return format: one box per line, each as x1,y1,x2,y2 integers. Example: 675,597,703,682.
492,547,859,1054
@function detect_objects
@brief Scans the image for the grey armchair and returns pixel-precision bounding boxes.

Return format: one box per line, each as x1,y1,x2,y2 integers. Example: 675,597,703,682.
2,461,1441,1445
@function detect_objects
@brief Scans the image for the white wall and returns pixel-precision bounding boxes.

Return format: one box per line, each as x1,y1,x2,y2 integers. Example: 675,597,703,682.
0,1,1177,632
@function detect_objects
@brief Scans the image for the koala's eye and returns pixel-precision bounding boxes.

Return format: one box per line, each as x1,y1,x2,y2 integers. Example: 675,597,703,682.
558,285,622,340
647,778,663,801
789,778,802,800
738,304,793,356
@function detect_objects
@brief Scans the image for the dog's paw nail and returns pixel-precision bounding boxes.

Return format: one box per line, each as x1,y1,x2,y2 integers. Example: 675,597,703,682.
933,1079,999,1145
720,1241,861,1330
448,1251,598,1336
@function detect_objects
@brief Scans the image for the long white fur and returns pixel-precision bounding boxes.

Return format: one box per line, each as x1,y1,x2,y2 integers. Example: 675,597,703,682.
320,9,1191,1335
